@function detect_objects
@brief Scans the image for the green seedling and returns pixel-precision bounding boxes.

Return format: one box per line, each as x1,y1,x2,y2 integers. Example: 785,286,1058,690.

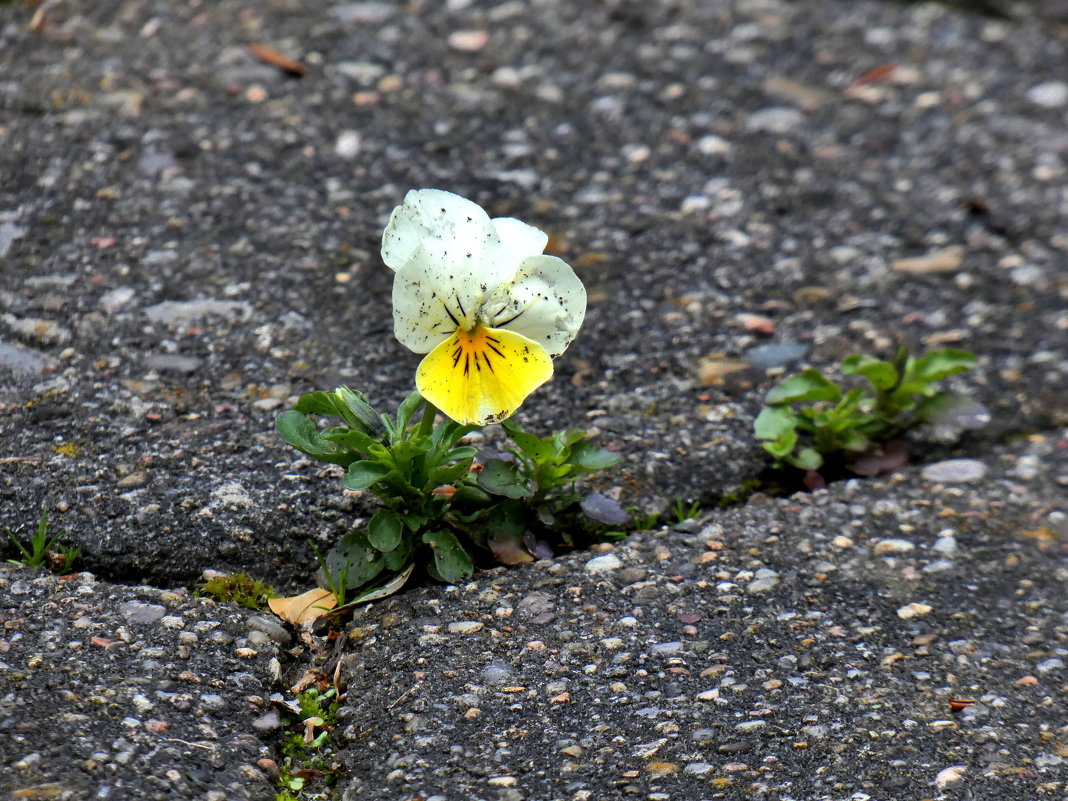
275,687,340,800
755,346,978,475
197,573,277,610
5,509,80,573
277,387,622,600
672,498,702,523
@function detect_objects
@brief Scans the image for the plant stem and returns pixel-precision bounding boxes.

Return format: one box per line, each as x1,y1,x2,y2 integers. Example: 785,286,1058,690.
417,397,438,438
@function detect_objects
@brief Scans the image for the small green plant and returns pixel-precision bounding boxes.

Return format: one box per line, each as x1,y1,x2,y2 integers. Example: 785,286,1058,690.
197,573,277,610
5,509,80,573
274,189,624,609
278,387,622,602
755,346,978,474
671,497,702,523
275,687,340,799
629,509,661,531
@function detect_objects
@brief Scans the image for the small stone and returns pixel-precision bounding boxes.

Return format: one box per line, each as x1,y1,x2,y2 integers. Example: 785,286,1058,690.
2,314,70,346
119,601,166,625
252,711,281,731
585,554,622,574
874,538,915,555
745,342,808,369
746,106,804,134
447,621,484,634
897,602,933,620
696,135,731,155
329,2,395,24
684,762,714,777
99,287,136,314
650,641,683,655
892,246,964,275
747,569,779,593
1036,658,1064,674
1026,81,1068,108
935,765,966,788
735,720,766,733
334,131,361,159
144,354,203,374
0,342,52,376
448,30,490,51
932,535,957,556
515,591,554,618
0,221,27,257
144,299,252,325
921,459,987,483
480,664,512,683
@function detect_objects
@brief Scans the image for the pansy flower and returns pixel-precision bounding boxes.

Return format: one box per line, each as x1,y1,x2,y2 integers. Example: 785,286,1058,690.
382,189,586,425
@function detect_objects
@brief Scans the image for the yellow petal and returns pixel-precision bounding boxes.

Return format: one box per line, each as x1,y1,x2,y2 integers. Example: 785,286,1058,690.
416,325,553,425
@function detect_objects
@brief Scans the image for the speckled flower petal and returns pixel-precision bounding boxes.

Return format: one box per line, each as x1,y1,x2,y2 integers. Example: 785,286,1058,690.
482,255,587,356
392,245,479,354
491,216,549,265
416,326,553,425
381,189,498,273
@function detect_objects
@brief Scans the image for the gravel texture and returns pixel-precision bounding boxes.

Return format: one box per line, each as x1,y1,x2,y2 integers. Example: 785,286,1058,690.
328,432,1068,800
1,0,1066,798
0,569,282,799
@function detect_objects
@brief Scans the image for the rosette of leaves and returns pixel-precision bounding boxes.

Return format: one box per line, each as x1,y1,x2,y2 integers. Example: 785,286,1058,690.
276,387,622,600
754,347,978,477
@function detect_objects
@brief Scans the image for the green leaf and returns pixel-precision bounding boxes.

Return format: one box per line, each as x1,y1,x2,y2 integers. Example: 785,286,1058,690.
383,537,414,572
762,429,798,458
841,355,898,391
789,447,823,471
368,510,404,552
320,425,379,454
765,369,842,405
276,411,355,467
450,485,493,506
292,390,342,417
421,530,474,583
332,386,383,433
477,459,534,499
427,459,474,488
505,426,556,464
446,446,479,461
753,406,798,441
395,391,426,432
404,513,427,531
431,421,479,449
553,427,589,450
343,460,392,490
486,499,526,539
568,440,620,472
837,430,869,452
325,529,385,590
909,348,977,382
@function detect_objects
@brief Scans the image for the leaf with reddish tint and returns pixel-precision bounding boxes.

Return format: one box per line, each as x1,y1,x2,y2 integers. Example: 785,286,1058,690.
847,441,909,477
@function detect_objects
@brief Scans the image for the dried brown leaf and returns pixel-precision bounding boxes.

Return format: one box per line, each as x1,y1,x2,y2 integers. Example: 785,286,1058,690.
268,587,337,625
249,42,307,76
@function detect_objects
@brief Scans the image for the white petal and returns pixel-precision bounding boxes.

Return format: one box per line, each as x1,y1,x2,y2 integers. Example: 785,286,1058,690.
491,217,548,266
392,245,468,353
482,255,586,356
381,189,498,275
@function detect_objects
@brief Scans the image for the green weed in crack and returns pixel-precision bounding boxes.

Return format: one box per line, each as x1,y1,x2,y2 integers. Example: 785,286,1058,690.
4,509,80,573
754,345,981,486
274,687,340,800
